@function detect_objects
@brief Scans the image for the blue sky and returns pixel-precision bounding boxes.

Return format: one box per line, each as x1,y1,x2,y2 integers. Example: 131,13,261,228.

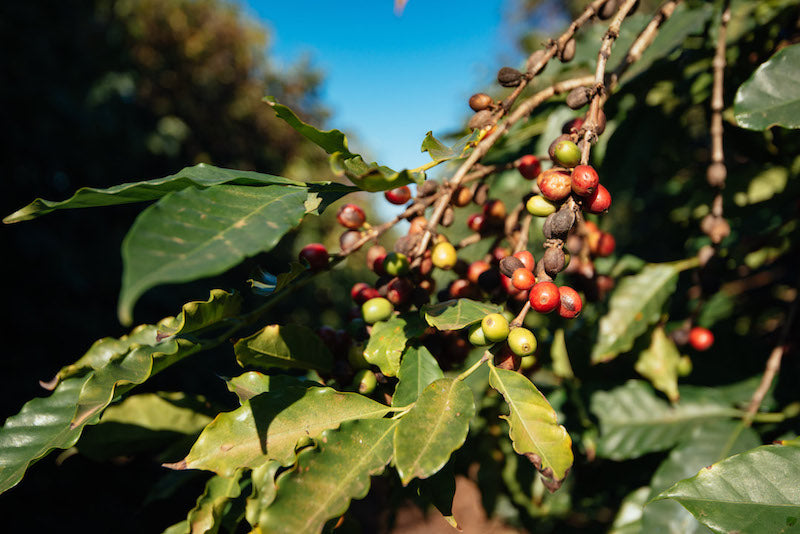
240,1,521,172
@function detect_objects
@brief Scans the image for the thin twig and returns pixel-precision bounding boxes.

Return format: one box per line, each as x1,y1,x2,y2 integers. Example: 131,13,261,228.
709,1,731,220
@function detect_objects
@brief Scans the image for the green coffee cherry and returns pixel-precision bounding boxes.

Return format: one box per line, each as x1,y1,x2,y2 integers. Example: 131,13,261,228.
507,327,537,356
353,369,377,394
468,323,489,346
481,313,510,343
362,297,394,324
383,252,410,276
526,195,558,217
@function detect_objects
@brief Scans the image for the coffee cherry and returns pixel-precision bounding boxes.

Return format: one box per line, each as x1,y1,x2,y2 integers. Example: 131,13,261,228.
517,155,541,180
467,213,486,233
585,184,612,213
352,283,381,305
353,369,378,395
537,168,572,201
558,286,583,319
442,206,455,227
337,203,366,229
454,186,473,206
595,109,607,135
468,110,493,130
548,207,576,238
599,0,618,19
562,117,585,135
362,297,394,324
526,194,558,217
492,246,513,263
481,313,510,342
469,93,493,112
408,216,428,235
677,355,693,377
508,327,537,357
499,256,526,278
387,277,413,306
497,66,523,87
559,38,576,63
512,268,536,290
566,87,591,109
529,281,560,313
543,247,566,277
366,245,387,274
688,327,714,351
571,165,600,197
339,230,362,252
483,199,507,222
552,139,581,168
383,252,410,276
513,250,535,272
468,323,489,346
594,232,616,257
449,278,479,299
385,186,411,205
432,241,458,270
493,345,522,371
299,243,329,271
467,261,492,284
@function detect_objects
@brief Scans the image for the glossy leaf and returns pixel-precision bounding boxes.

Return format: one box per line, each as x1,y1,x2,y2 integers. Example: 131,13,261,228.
245,461,282,529
119,184,307,325
3,163,301,224
634,326,681,402
0,375,92,494
256,419,397,534
591,263,681,364
164,471,244,534
176,386,392,475
392,346,444,407
422,299,503,331
488,362,573,491
420,130,478,163
225,372,312,404
591,381,738,460
734,43,800,130
656,444,800,534
394,378,475,485
234,324,333,373
363,315,425,378
642,421,760,534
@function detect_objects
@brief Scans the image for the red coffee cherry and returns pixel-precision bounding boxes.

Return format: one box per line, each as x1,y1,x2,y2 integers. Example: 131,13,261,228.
366,245,387,274
467,261,492,285
571,165,600,197
483,199,507,222
387,277,413,306
299,243,329,271
585,184,612,213
537,168,572,201
513,250,536,272
351,282,380,305
337,203,366,229
512,268,536,291
562,117,584,134
385,186,411,205
688,327,714,351
558,286,583,319
467,213,486,233
595,232,616,257
529,281,560,313
517,155,541,180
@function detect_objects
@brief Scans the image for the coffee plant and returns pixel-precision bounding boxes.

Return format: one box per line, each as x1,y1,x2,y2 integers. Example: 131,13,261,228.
3,1,800,532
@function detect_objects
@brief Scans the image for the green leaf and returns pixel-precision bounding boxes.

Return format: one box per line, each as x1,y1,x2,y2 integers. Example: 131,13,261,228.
234,324,333,373
732,166,789,207
392,346,444,407
363,315,425,378
3,163,303,224
119,184,307,325
176,386,392,475
256,419,397,534
420,130,479,163
591,262,681,364
164,471,244,534
245,461,282,529
0,375,92,494
422,299,503,331
550,328,574,379
642,421,760,534
609,487,650,534
734,43,800,130
225,372,312,404
0,290,240,494
416,462,460,529
634,326,681,403
488,362,573,491
264,96,355,157
656,444,800,534
591,380,739,460
394,378,475,485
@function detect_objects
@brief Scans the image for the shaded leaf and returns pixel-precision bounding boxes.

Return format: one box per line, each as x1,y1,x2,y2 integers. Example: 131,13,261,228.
119,184,307,325
164,471,244,534
416,462,460,530
733,166,789,207
394,378,475,485
392,346,444,407
656,444,800,534
256,419,397,534
364,315,425,378
591,380,738,460
3,163,302,224
550,328,574,379
488,362,573,491
634,326,681,402
609,487,650,534
422,299,503,331
234,324,333,373
591,263,681,364
177,386,391,475
734,43,800,130
225,372,312,404
245,461,282,529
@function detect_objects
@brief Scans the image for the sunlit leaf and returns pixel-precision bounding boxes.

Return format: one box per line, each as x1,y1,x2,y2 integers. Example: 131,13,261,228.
119,184,307,325
363,315,425,378
734,43,800,130
634,326,681,402
656,444,800,534
420,130,478,163
255,419,397,534
394,378,475,485
392,345,444,407
591,263,681,364
234,324,333,373
489,362,573,491
176,386,392,475
422,299,503,331
225,372,311,404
